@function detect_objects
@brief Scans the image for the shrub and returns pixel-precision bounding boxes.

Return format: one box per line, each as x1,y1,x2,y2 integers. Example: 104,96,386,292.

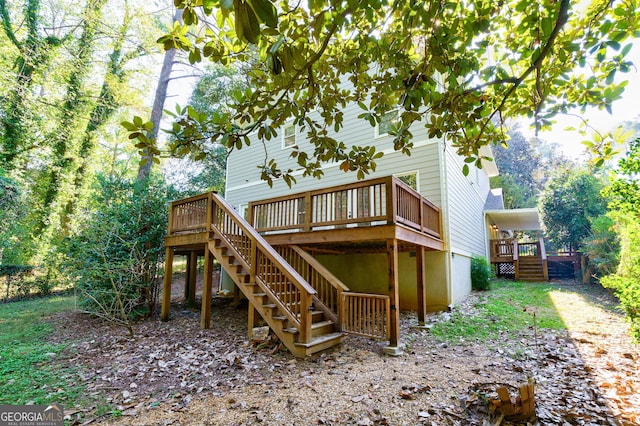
583,215,620,280
64,175,176,333
471,255,492,291
600,211,640,342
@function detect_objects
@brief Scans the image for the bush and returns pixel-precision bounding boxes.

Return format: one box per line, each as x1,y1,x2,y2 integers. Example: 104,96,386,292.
471,255,492,291
64,175,176,333
600,211,640,342
583,215,620,280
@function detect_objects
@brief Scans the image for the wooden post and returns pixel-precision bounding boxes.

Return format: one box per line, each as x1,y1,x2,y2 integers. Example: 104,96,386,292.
200,247,213,329
300,292,313,344
248,302,256,338
303,192,312,232
385,176,396,224
385,239,401,353
416,245,426,326
188,251,198,308
161,246,174,321
184,253,191,300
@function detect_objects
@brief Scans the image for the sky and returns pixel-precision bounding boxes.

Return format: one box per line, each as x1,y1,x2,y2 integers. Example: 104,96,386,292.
518,45,640,159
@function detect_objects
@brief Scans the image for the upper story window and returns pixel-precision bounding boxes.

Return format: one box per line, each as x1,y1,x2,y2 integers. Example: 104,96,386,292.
282,123,296,148
375,110,399,138
395,171,418,191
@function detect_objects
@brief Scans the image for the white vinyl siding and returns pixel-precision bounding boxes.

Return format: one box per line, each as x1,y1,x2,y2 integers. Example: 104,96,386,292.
444,147,490,256
225,101,441,208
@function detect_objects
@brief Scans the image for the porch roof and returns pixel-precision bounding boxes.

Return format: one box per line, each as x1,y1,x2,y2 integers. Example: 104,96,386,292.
485,208,542,231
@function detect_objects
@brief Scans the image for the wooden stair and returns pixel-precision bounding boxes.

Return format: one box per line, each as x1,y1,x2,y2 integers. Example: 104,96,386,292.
205,195,344,358
517,256,546,281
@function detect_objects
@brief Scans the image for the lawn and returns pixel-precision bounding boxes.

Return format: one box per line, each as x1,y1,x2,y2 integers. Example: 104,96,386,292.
429,280,566,342
0,294,84,405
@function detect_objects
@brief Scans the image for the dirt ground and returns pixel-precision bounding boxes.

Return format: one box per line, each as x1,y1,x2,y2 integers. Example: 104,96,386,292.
54,277,639,425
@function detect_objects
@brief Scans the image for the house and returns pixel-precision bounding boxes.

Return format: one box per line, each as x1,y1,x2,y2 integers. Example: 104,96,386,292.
160,102,504,357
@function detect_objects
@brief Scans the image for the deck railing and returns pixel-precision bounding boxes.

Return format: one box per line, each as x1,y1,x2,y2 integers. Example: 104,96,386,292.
490,239,516,259
341,292,390,339
490,239,546,259
168,193,210,234
248,176,441,239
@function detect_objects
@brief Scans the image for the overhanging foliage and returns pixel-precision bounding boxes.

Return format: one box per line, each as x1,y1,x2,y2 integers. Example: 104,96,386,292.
126,0,638,185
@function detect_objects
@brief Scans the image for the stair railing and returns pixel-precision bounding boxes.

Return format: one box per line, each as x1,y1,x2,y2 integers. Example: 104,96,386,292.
276,245,350,324
209,192,317,343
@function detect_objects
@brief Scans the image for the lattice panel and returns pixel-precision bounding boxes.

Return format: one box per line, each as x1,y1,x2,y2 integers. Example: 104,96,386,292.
495,262,515,277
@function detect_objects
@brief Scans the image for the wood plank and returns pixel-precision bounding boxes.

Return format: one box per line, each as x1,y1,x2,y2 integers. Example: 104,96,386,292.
416,245,426,326
387,239,400,347
165,232,208,247
160,247,173,321
200,247,213,329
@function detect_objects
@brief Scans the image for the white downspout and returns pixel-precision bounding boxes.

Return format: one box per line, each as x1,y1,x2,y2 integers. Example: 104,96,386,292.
439,136,453,308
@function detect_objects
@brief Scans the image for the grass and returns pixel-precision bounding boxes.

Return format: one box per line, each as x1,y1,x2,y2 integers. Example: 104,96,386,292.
430,279,567,343
0,294,85,405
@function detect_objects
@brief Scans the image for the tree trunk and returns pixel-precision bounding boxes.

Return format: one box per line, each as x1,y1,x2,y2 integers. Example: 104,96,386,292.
136,8,183,181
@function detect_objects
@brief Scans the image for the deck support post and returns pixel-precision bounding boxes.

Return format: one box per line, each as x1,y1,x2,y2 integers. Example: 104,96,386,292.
384,239,402,356
248,302,257,338
416,245,426,326
200,247,213,329
184,254,191,300
187,251,198,308
161,247,174,321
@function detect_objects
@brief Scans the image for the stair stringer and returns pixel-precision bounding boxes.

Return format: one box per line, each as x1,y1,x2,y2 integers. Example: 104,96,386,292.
206,235,343,357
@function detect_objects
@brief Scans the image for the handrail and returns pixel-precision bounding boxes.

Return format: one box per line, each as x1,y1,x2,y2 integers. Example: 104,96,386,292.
210,192,317,342
276,245,349,324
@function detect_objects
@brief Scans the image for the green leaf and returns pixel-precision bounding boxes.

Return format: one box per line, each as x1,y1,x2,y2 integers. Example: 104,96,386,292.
248,0,277,29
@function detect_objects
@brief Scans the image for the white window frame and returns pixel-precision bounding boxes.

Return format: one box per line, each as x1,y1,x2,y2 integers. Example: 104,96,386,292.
237,203,248,221
375,109,400,138
394,170,419,192
282,123,296,149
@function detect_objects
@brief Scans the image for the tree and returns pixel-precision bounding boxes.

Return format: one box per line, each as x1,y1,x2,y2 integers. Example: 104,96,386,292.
163,64,248,193
600,138,640,341
126,0,638,185
491,128,572,208
136,8,183,181
539,168,608,251
0,0,69,171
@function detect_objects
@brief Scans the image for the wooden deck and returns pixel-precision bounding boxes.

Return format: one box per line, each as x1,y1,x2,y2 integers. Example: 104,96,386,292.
247,176,443,251
162,176,444,357
490,238,580,281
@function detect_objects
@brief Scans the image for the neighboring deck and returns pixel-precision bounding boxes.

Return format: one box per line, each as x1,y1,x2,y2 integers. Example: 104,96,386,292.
161,176,444,357
490,238,579,281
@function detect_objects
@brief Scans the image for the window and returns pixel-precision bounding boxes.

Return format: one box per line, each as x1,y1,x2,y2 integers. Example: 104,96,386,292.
282,123,296,148
395,171,418,191
376,110,399,137
238,203,248,220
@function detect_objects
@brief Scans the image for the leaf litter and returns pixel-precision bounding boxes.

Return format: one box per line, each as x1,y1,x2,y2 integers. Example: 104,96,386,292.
50,279,638,425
